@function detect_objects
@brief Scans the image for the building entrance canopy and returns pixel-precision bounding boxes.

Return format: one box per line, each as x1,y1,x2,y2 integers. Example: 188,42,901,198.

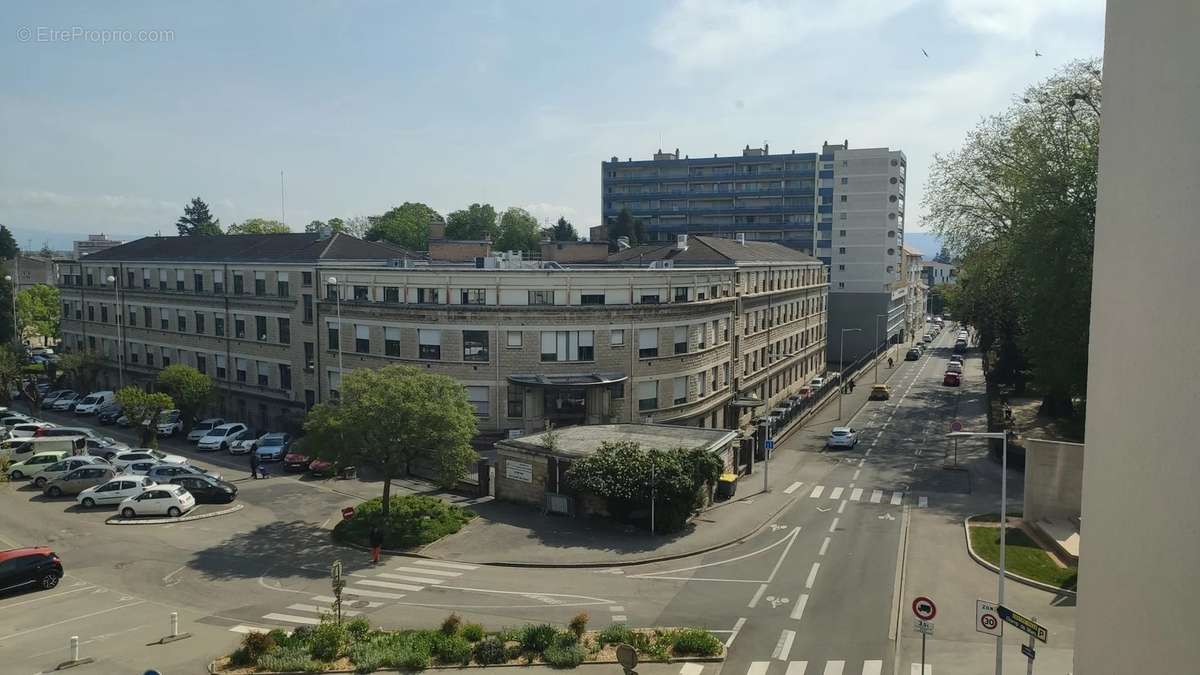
506,373,627,388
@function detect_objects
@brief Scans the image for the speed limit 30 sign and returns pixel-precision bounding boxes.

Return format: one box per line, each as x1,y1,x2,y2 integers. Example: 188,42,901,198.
976,599,1002,637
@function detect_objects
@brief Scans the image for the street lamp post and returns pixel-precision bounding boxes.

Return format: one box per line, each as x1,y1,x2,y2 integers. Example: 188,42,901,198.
837,327,861,420
105,275,125,389
874,313,889,384
327,277,344,395
949,430,1009,675
730,393,767,490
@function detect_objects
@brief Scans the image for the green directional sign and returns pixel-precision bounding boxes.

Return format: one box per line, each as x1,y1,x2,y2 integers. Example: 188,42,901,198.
997,605,1047,643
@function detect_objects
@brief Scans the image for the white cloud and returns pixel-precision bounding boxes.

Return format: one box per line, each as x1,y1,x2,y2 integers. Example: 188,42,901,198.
0,188,179,213
943,0,1103,38
522,202,578,225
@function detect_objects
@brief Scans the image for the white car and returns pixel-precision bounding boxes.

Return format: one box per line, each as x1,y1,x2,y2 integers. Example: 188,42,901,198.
197,423,249,452
1,414,33,428
73,391,114,415
50,392,80,411
155,410,184,437
30,456,110,489
110,449,188,471
118,484,196,518
10,422,53,438
826,426,859,449
77,475,156,508
187,418,226,443
810,377,826,390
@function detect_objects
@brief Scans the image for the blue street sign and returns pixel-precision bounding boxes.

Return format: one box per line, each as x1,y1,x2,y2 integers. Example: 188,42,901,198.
1021,644,1036,660
765,439,775,450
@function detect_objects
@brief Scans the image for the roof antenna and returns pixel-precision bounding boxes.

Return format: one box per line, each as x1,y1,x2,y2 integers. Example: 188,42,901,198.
280,170,287,232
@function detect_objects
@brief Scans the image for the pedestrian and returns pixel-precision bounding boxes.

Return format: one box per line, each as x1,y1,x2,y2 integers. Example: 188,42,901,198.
250,451,260,480
849,380,855,393
368,522,384,565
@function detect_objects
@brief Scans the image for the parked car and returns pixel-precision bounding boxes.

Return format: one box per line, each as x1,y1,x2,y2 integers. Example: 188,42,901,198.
228,429,262,455
186,418,226,443
0,547,63,593
308,458,337,477
76,475,156,508
868,384,891,401
283,449,312,472
943,372,962,387
826,426,859,449
96,404,124,425
922,334,933,343
170,475,237,503
83,444,125,461
118,484,195,518
946,362,964,375
809,376,826,390
73,391,115,415
50,392,80,411
10,422,53,438
905,348,921,361
253,433,291,461
115,414,133,427
39,390,72,409
155,409,184,437
35,426,104,440
948,354,964,366
7,451,71,480
146,463,222,483
0,437,80,462
953,340,968,354
110,449,187,471
44,465,117,498
1,414,33,428
30,456,109,489
197,423,249,452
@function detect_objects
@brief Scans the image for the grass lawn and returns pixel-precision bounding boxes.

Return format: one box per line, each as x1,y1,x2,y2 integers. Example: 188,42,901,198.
969,524,1078,591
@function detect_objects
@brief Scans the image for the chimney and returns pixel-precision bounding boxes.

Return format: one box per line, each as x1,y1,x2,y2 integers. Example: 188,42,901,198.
736,233,746,246
428,221,446,241
617,236,631,250
675,234,689,251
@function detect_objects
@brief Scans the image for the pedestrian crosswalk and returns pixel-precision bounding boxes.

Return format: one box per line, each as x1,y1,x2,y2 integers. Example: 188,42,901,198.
736,661,891,675
231,558,480,633
798,484,927,507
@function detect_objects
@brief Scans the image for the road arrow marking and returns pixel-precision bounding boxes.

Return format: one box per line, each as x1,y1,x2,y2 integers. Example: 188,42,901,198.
816,506,831,513
879,513,896,521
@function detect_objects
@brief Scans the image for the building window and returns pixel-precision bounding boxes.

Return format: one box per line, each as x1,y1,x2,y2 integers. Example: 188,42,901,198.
639,293,660,304
127,270,136,288
463,330,489,362
274,272,288,297
838,264,846,271
328,370,341,402
196,354,207,374
175,270,185,291
100,306,108,323
838,247,846,254
637,381,658,411
507,387,524,418
193,312,206,335
840,177,848,185
304,342,315,371
161,347,171,367
887,230,895,237
888,213,896,220
839,229,846,236
355,325,370,353
145,348,154,366
130,347,139,364
506,331,522,348
385,327,401,356
302,294,313,322
674,326,688,354
673,377,687,405
233,273,244,294
257,361,270,387
528,290,554,305
215,355,226,379
461,288,486,305
302,271,313,287
256,316,268,341
638,328,659,358
215,316,225,337
418,329,441,360
254,272,266,296
327,321,339,349
839,212,847,221
159,270,167,291
466,386,489,416
540,331,594,362
279,364,292,390
417,287,440,304
278,317,291,344
580,293,605,305
87,305,95,322
236,358,247,383
177,312,187,332
326,283,338,301
673,287,689,302
194,272,204,292
233,317,245,339
383,287,400,303
353,285,369,301
610,329,624,346
213,270,224,294
160,308,169,330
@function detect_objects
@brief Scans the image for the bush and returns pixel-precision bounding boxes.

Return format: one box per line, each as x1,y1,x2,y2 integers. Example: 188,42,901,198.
257,646,322,672
520,623,559,653
494,626,521,642
505,643,524,661
474,637,507,665
333,495,475,549
671,628,722,656
309,620,348,661
237,631,276,663
461,623,485,642
346,617,372,642
568,612,589,638
433,633,473,664
543,644,586,668
598,623,634,646
553,631,578,648
441,612,462,635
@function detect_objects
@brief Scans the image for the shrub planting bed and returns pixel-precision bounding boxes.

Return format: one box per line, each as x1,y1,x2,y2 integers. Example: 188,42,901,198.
332,495,475,550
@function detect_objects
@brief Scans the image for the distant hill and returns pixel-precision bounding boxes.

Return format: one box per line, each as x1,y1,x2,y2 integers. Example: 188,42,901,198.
903,231,945,259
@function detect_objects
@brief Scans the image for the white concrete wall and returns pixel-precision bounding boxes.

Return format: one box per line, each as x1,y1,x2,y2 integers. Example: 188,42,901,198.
1076,2,1200,672
1022,439,1083,523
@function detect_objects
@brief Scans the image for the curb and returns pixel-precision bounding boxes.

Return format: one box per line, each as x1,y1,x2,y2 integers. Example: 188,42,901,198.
106,503,244,525
211,654,725,674
962,515,1077,597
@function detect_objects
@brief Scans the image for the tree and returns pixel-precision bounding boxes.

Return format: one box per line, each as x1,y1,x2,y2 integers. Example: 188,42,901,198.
227,218,290,235
16,284,60,341
365,203,445,250
550,216,579,242
0,225,18,259
925,59,1100,417
0,276,13,345
0,347,21,405
38,243,55,258
445,204,498,241
303,365,477,519
58,350,105,393
114,386,174,448
494,207,541,252
156,364,215,433
606,207,647,248
175,197,222,236
305,220,326,233
933,246,953,264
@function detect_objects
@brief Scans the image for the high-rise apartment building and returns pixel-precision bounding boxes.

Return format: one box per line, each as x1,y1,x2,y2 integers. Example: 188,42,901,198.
602,141,908,362
73,233,123,258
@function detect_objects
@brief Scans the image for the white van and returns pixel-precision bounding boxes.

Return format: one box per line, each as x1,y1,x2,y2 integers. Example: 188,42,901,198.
74,391,115,415
0,436,86,461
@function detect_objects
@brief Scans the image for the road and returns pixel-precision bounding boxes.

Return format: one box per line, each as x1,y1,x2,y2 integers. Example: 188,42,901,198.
0,325,1021,674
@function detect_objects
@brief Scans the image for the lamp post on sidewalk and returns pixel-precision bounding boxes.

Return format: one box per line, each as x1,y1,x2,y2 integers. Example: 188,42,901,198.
106,275,125,389
874,313,889,384
948,430,1010,675
837,327,861,420
326,276,344,397
730,393,767,491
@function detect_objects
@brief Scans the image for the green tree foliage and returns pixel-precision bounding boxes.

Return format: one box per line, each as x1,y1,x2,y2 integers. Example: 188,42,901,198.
0,276,14,345
925,59,1100,417
114,386,174,447
933,246,953,264
156,364,215,432
305,220,326,233
16,284,61,341
0,225,19,259
494,207,541,252
58,351,105,393
606,208,647,248
227,218,290,235
565,441,722,533
302,365,478,518
445,204,498,241
550,216,579,242
0,347,21,404
175,197,222,236
366,203,445,250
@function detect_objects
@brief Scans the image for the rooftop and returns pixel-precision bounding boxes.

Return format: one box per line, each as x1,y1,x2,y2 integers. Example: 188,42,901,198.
608,235,820,266
79,232,416,263
499,423,739,459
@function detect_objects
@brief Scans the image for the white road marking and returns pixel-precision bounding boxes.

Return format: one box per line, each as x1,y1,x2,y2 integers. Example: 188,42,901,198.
414,560,477,571
784,481,803,494
311,595,382,608
870,489,884,503
862,661,883,675
918,496,928,508
772,629,796,661
837,500,847,514
858,458,865,467
0,600,144,642
810,485,825,499
748,583,768,608
610,605,625,612
790,593,809,621
356,579,424,591
910,665,932,675
679,663,705,675
819,537,830,556
805,563,820,589
377,573,445,585
748,662,770,675
786,661,808,675
263,612,321,625
393,566,461,577
633,527,798,580
829,518,839,532
343,587,407,599
162,565,186,585
0,585,95,609
850,487,863,502
229,625,269,634
725,617,746,648
823,662,845,675
287,603,360,617
612,615,628,622
829,487,844,500
852,469,861,480
865,448,873,456
890,492,904,506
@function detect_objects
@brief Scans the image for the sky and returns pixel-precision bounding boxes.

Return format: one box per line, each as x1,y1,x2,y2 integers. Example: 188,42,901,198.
0,0,1106,250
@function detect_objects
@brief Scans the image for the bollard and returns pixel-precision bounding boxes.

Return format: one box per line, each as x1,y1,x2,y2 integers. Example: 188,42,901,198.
71,635,79,662
156,610,192,644
170,612,179,637
56,634,93,669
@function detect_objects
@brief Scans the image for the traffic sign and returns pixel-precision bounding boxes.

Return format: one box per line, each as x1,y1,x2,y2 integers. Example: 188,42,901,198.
950,420,963,432
765,438,775,450
912,596,937,621
976,600,1002,637
997,605,1048,643
1021,644,1036,660
912,618,935,635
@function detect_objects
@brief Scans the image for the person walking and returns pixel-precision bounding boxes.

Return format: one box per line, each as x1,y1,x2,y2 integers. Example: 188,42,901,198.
368,522,384,565
250,451,260,480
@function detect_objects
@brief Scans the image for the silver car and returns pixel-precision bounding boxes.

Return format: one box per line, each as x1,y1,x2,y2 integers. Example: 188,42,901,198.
186,418,226,443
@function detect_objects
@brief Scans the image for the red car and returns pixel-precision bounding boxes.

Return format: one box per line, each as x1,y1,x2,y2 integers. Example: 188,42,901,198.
943,371,962,386
283,451,311,472
308,458,335,477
